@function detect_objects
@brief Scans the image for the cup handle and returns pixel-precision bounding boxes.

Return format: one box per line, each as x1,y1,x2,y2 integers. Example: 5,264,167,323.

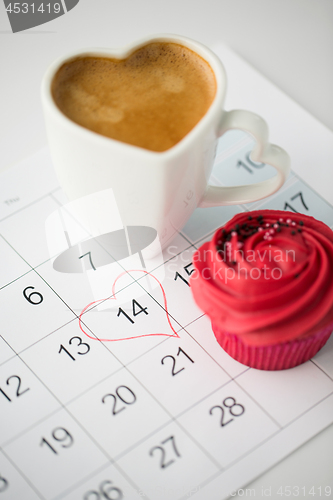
199,109,290,208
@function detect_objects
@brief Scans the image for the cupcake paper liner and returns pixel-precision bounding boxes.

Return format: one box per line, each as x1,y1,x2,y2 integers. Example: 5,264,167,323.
212,322,333,370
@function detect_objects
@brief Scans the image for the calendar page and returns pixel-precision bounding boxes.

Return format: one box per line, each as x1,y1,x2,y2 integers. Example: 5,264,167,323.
1,46,333,500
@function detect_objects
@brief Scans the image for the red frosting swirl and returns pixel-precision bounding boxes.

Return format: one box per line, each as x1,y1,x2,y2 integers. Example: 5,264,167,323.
191,210,333,346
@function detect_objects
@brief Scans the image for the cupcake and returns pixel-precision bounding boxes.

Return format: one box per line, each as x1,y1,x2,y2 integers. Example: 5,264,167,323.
190,210,333,370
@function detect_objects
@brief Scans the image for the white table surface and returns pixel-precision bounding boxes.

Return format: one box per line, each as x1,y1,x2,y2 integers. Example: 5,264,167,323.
1,1,332,497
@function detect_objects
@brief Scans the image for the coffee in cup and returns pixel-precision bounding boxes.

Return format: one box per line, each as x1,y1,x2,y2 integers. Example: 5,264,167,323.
51,42,217,152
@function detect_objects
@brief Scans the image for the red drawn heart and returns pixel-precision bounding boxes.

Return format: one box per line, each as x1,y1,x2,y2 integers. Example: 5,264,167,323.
79,269,179,342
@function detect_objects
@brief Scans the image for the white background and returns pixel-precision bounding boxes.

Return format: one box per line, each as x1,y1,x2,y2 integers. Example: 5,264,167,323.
0,1,333,498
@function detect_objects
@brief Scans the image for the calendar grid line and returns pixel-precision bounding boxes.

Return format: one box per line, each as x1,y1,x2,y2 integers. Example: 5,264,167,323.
185,207,247,247
65,327,180,406
193,232,215,248
123,334,177,368
178,230,194,247
65,319,225,475
180,393,333,500
127,238,196,277
2,339,151,500
34,256,65,271
275,390,333,432
17,300,130,380
8,380,331,500
74,262,189,337
77,280,185,353
52,314,146,402
114,407,223,477
182,325,243,381
110,372,241,466
11,316,81,359
53,461,115,500
119,375,227,473
182,317,250,381
49,187,62,196
59,363,130,407
3,188,106,277
241,173,298,211
62,351,221,499
49,190,67,207
51,186,196,280
186,172,301,247
169,374,283,471
52,320,238,481
30,284,226,495
135,277,186,327
48,199,124,269
181,403,333,500
1,406,65,449
65,276,136,319
110,412,187,462
59,387,156,500
181,313,206,330
166,377,239,421
232,378,283,430
176,426,284,500
98,323,174,367
96,230,195,281
213,426,282,473
95,351,225,474
0,266,33,292
0,334,17,367
0,325,55,500
1,231,35,280
58,249,195,322
76,294,175,354
291,170,333,211
33,266,86,319
1,349,116,458
35,194,198,337
230,367,251,382
54,462,112,500
0,191,57,225
78,294,177,343
310,358,333,381
0,448,46,500
128,252,197,301
201,392,333,484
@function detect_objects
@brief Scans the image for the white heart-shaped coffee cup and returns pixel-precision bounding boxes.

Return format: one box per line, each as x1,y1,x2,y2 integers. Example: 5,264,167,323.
41,34,290,250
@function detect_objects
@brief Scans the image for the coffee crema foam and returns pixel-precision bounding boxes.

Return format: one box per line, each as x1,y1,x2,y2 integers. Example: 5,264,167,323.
51,42,217,152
